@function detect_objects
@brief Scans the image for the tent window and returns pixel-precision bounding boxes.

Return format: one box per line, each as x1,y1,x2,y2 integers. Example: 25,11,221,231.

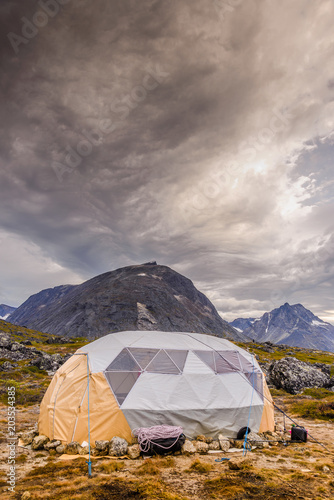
194,350,215,372
214,351,241,373
104,371,140,405
217,351,241,370
245,372,264,399
165,350,188,371
127,348,159,369
238,353,261,373
145,350,180,374
106,348,141,372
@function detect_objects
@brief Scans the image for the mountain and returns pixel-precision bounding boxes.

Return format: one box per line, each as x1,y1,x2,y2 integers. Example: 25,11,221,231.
9,263,245,341
230,303,334,352
0,304,16,320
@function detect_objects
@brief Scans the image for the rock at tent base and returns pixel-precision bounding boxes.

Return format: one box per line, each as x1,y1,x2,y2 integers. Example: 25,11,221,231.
194,441,209,453
109,436,128,456
208,440,220,450
65,441,81,455
128,444,141,459
218,434,230,452
95,440,109,455
32,435,49,450
181,440,196,454
20,430,38,446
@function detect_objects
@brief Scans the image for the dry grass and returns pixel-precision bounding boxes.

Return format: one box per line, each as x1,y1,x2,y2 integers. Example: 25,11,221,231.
185,459,214,473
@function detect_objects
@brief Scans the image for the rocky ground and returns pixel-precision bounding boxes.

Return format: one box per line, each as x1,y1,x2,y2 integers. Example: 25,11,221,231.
0,326,333,499
0,403,333,500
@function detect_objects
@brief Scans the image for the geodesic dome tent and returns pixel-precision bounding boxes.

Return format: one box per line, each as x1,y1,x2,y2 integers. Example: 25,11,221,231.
39,331,274,444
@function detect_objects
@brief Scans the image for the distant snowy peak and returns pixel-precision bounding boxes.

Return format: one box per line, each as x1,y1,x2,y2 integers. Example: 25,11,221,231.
229,303,334,353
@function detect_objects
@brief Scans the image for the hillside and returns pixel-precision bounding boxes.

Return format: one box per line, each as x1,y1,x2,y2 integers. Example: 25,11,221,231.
9,263,243,341
230,303,334,353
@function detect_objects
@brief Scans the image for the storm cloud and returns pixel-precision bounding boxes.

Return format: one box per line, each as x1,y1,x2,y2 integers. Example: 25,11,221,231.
1,0,334,323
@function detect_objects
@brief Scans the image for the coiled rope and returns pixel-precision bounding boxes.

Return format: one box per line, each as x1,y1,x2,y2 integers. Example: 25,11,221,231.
133,425,184,453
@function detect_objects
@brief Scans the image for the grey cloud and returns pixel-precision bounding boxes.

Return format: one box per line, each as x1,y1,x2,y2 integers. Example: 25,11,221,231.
1,0,334,323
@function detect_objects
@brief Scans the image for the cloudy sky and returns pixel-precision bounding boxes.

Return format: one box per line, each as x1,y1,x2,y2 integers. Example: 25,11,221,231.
1,0,334,323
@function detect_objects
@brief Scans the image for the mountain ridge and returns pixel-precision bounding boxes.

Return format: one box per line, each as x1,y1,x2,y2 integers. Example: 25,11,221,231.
229,302,334,352
9,263,244,341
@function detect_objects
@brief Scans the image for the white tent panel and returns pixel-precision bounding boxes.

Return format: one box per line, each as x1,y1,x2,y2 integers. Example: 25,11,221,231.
183,351,214,374
79,336,124,373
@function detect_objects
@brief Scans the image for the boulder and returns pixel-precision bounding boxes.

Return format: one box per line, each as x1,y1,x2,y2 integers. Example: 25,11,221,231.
44,440,62,450
128,444,141,459
194,441,209,453
181,439,196,454
109,436,128,456
218,434,230,452
65,441,81,455
0,333,11,348
32,435,49,450
79,446,90,455
95,440,109,455
247,432,268,449
208,440,220,450
20,430,38,446
56,444,65,454
268,357,330,394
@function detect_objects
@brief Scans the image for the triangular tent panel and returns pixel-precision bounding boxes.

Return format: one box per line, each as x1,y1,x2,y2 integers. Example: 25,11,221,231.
39,331,275,444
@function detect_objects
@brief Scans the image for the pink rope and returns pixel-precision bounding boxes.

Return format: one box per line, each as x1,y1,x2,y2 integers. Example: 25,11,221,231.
133,424,184,453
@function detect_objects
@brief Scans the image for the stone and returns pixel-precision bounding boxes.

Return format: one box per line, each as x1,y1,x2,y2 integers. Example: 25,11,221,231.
79,446,90,455
268,357,330,394
323,465,330,473
218,434,230,452
0,333,11,348
20,430,38,446
247,432,269,449
109,436,128,456
0,361,17,371
65,441,81,455
127,444,141,459
44,440,61,450
181,439,196,454
32,435,49,450
95,440,109,455
56,444,65,454
208,440,220,450
194,441,209,454
231,439,243,449
196,434,206,442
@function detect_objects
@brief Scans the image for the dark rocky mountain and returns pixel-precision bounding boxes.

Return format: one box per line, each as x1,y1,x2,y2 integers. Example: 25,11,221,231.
9,263,245,341
230,303,334,352
0,304,16,320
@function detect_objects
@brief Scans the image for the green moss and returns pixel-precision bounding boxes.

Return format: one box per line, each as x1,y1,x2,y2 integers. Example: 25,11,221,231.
291,397,334,420
302,388,334,399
